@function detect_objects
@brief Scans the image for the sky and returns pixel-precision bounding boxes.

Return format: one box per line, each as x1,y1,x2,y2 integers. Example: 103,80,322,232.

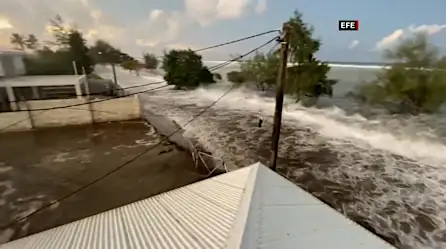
0,0,446,62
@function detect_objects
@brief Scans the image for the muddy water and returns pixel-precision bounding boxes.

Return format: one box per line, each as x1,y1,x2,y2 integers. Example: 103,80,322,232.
97,65,446,249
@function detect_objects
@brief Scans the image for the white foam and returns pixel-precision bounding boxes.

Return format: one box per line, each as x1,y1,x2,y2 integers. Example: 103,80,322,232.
99,65,446,249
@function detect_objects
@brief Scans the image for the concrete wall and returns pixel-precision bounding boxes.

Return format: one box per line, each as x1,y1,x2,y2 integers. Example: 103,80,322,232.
0,96,141,132
0,53,26,77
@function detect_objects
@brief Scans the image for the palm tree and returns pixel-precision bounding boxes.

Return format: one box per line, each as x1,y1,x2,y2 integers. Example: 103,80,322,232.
25,34,39,50
10,33,25,50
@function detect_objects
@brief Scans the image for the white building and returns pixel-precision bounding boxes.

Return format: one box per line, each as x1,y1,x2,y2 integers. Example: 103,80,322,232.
0,49,26,78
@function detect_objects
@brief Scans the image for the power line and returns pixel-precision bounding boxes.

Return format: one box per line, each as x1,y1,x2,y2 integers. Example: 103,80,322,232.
1,36,279,133
0,36,277,229
194,29,279,52
4,29,279,106
10,37,279,113
92,29,280,92
208,36,280,71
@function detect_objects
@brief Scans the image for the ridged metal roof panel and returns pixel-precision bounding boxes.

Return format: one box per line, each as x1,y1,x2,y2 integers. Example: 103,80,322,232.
0,163,396,249
0,165,255,249
238,164,397,249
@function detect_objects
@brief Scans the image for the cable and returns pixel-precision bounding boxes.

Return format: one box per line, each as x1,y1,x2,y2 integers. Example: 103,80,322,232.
208,36,280,71
0,37,276,229
92,30,280,92
194,29,279,52
3,29,279,106
266,40,280,55
1,36,279,134
11,37,278,113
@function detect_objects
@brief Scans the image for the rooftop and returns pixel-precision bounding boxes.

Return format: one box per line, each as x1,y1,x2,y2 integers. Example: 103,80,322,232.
0,162,396,249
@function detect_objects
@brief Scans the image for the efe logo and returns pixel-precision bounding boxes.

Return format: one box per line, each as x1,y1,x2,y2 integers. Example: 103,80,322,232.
339,20,359,31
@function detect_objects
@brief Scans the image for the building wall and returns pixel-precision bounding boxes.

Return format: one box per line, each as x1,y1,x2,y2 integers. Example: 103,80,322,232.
0,96,141,132
0,60,4,77
0,53,26,77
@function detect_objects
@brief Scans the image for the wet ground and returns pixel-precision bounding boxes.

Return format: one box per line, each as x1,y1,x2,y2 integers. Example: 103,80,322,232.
0,121,205,243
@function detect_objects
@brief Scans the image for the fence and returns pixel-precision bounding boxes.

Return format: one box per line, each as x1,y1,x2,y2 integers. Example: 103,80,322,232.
0,96,141,132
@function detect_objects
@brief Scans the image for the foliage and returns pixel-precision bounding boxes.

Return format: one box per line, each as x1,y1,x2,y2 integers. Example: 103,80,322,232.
121,59,139,71
213,73,222,81
89,40,123,64
68,30,93,74
142,52,159,69
233,10,336,102
199,67,216,83
227,71,246,84
24,50,74,75
10,15,97,75
286,62,336,102
10,33,25,50
354,33,446,114
162,49,215,89
284,10,336,102
47,15,70,48
240,52,279,91
25,34,39,50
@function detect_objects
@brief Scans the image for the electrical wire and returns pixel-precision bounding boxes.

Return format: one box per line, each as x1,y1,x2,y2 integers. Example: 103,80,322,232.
208,36,280,71
0,36,278,230
194,29,279,52
3,29,280,109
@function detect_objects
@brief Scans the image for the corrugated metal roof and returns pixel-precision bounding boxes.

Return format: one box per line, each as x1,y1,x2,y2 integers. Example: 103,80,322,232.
0,163,397,249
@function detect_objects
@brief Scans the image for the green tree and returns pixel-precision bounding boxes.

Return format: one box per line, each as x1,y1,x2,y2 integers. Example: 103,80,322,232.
162,49,215,89
227,71,246,84
199,67,216,83
89,39,122,64
121,59,139,72
213,73,222,81
10,33,25,50
142,52,159,69
285,10,336,102
240,52,279,91
354,33,446,114
47,15,70,48
68,30,93,74
25,34,39,50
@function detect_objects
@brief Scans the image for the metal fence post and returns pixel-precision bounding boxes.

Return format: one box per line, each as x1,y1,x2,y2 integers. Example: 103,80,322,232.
82,67,94,124
20,96,35,129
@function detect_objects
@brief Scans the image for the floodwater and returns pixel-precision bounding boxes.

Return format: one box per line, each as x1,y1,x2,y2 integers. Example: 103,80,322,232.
0,121,203,243
97,64,446,249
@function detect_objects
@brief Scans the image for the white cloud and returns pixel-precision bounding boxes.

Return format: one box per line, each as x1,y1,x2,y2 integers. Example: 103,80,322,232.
348,40,359,49
185,0,252,26
166,43,198,50
375,29,405,50
255,0,267,14
0,0,261,58
149,9,164,21
408,24,446,35
375,24,446,50
0,17,13,30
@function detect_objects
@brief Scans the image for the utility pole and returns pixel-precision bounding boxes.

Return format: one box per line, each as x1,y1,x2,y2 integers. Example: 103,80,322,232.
111,63,118,85
270,22,291,172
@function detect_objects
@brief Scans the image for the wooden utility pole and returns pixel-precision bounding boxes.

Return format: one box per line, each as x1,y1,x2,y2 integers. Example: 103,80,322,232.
111,63,118,85
270,22,291,171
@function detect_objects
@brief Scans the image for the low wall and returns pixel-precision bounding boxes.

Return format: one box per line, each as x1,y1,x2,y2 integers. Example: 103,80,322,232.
142,109,192,151
0,96,141,132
